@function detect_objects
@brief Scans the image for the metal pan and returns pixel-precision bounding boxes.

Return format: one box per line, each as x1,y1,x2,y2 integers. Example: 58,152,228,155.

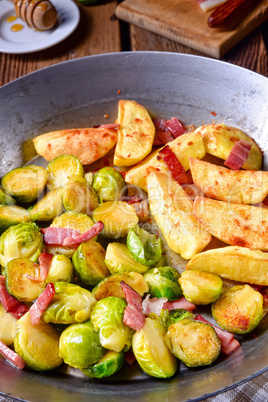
0,52,267,402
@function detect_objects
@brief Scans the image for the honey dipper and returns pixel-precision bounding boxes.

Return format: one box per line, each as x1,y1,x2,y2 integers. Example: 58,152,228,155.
12,0,58,31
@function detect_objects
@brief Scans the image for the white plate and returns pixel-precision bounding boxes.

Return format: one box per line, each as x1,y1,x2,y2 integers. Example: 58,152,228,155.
0,0,80,54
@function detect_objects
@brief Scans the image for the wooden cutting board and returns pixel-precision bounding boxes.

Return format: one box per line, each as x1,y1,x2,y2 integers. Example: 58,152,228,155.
115,0,268,58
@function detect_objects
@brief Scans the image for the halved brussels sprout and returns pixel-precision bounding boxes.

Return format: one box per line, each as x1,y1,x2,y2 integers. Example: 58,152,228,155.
132,317,178,378
92,201,138,238
0,303,17,345
143,266,182,300
92,271,149,300
45,254,74,283
0,222,43,269
212,284,263,334
59,320,105,368
62,181,98,215
14,312,63,371
2,165,47,203
29,187,63,221
158,309,194,330
165,318,221,367
0,189,15,206
47,212,97,257
72,239,110,286
5,258,46,302
179,270,222,305
81,350,125,378
42,282,96,324
90,297,134,352
0,205,31,234
104,242,149,275
127,225,162,266
92,167,125,202
46,154,84,189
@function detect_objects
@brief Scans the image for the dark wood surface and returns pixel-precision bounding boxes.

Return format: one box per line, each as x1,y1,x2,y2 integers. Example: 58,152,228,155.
0,0,267,87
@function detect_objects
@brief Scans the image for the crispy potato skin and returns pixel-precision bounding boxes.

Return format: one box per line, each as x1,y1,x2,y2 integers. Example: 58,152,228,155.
189,158,268,204
147,171,211,260
195,124,262,170
33,128,118,165
186,246,268,286
193,196,268,251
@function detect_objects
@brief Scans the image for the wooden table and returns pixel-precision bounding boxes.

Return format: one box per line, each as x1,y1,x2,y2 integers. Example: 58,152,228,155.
0,0,268,87
0,1,268,401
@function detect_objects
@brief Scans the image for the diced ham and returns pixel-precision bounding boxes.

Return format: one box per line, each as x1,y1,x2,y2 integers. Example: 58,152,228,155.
41,227,80,245
0,340,25,370
163,297,196,311
165,117,187,138
153,118,187,145
121,281,145,331
142,295,168,316
154,131,175,145
224,139,252,170
26,251,53,283
62,221,104,246
195,315,240,355
158,145,188,184
0,276,28,319
29,283,55,325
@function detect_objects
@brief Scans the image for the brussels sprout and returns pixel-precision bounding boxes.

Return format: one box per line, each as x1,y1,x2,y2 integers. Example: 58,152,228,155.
143,266,182,300
132,317,178,378
127,225,162,266
104,243,149,275
62,181,98,215
46,254,74,283
0,222,43,269
164,318,221,367
72,239,110,286
158,309,194,330
59,320,105,368
212,284,263,334
47,212,97,257
91,297,134,352
0,189,15,206
2,165,47,203
92,201,138,238
0,303,17,345
42,282,96,324
92,167,125,202
81,350,125,378
5,258,46,302
14,312,63,371
0,205,31,234
179,270,222,305
46,154,84,190
92,271,149,300
29,187,63,221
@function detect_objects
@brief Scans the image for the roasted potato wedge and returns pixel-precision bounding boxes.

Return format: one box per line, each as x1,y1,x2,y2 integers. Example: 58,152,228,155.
189,158,268,204
193,196,268,250
195,124,262,170
125,131,206,191
186,246,268,286
147,171,211,260
114,100,155,166
33,128,118,165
